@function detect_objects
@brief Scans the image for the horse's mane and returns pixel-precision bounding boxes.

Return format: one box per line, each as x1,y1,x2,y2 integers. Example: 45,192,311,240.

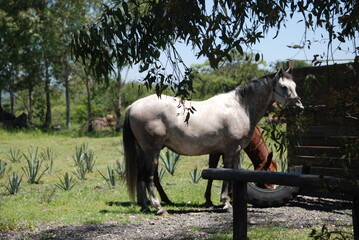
234,70,293,100
234,75,271,100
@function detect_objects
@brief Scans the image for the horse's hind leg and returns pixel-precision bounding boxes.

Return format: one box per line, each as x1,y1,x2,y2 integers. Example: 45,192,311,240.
143,150,167,215
204,153,221,207
137,181,149,212
221,150,240,210
154,168,173,205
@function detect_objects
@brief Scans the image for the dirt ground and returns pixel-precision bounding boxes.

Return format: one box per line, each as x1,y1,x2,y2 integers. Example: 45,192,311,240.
0,196,353,240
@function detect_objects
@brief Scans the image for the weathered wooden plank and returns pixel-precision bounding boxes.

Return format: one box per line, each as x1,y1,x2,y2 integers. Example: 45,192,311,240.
305,166,358,178
289,156,359,169
293,136,357,146
296,126,359,137
291,145,343,157
202,168,359,195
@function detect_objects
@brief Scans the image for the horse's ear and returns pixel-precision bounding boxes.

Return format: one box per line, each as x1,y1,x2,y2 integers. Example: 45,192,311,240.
268,152,273,162
264,152,274,169
274,68,282,81
276,68,285,77
286,67,293,74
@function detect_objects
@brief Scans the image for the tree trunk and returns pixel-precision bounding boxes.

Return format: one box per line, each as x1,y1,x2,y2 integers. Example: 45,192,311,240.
65,74,70,128
0,90,3,112
44,61,52,128
9,81,15,115
115,65,125,132
28,86,33,124
85,77,93,133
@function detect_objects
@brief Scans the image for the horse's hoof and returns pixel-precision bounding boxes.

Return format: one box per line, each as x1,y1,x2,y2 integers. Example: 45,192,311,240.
156,208,168,216
202,201,213,208
223,202,233,212
140,206,150,213
164,200,174,206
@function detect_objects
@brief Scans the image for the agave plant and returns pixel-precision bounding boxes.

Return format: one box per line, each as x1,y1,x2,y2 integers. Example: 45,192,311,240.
158,167,166,183
83,148,95,172
98,166,116,187
41,147,56,174
0,160,11,179
73,144,85,167
189,167,202,184
73,144,95,173
160,149,181,176
5,172,23,195
7,148,22,163
115,160,125,181
73,162,87,180
22,147,48,184
55,172,76,191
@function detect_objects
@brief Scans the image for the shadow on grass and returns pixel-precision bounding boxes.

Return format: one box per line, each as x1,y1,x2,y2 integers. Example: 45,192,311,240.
103,200,228,215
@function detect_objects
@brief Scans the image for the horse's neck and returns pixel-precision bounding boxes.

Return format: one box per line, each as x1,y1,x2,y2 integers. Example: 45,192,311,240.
240,78,275,128
245,128,269,169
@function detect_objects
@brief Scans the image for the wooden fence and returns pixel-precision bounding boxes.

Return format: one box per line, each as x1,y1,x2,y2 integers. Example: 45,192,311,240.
202,168,359,240
288,63,359,196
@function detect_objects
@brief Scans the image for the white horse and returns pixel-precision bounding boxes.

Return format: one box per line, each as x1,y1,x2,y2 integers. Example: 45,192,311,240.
123,69,303,215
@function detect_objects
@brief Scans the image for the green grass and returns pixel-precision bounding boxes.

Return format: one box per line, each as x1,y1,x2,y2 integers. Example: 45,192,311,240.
0,128,353,240
208,226,354,240
0,128,221,231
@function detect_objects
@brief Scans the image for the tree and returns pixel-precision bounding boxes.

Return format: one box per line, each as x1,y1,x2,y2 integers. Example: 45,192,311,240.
192,52,269,99
71,0,359,100
0,0,103,128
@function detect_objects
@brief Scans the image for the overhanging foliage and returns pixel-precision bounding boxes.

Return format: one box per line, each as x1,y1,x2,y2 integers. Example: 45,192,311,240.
71,0,359,99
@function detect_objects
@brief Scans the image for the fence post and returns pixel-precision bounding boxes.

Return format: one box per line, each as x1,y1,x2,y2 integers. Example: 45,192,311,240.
354,195,359,240
233,181,247,240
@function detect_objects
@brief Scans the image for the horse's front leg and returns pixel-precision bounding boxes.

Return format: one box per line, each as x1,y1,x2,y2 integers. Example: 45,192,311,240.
204,153,221,207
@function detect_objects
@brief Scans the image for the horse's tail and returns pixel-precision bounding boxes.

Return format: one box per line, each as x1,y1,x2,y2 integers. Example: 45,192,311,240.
123,107,138,201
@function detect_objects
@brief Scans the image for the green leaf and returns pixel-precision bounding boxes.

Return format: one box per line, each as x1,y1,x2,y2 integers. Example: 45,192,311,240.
255,53,260,62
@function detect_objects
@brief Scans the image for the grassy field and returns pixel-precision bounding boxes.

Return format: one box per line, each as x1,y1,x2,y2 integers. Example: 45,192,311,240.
0,128,350,239
0,128,221,230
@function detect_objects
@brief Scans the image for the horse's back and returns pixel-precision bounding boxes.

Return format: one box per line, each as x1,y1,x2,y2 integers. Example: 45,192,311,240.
126,93,251,155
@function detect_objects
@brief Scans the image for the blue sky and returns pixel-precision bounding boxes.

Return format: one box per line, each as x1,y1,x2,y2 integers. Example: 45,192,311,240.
123,8,357,81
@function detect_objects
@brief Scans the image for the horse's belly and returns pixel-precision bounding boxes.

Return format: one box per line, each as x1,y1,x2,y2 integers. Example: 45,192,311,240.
164,135,224,156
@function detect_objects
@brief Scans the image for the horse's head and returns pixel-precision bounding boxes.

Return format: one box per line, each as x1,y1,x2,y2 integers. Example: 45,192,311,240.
257,152,277,172
273,68,304,109
257,152,277,189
